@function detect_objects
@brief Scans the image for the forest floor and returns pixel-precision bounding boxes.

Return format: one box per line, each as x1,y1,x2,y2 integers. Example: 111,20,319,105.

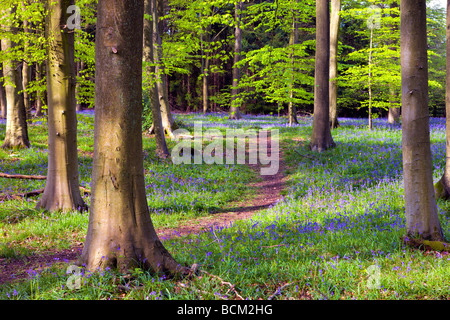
0,133,287,285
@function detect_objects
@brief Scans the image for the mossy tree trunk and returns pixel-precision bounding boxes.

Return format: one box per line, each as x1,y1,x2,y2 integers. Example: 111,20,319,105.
144,0,169,158
36,0,87,212
82,0,185,274
310,0,335,152
401,0,443,240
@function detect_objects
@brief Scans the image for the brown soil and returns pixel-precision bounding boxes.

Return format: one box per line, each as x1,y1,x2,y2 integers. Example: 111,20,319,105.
0,135,286,285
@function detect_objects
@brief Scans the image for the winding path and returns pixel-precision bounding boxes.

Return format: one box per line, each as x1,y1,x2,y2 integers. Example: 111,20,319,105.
0,134,286,284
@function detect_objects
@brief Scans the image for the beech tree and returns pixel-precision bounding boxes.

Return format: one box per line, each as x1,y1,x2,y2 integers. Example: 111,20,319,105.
0,52,6,119
35,0,87,212
229,0,243,120
1,7,30,149
401,0,443,240
81,0,186,274
154,0,177,137
310,0,335,152
329,0,341,129
435,0,450,200
144,0,169,158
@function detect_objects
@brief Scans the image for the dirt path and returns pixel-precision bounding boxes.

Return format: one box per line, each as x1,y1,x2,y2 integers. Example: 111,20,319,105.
0,135,286,285
158,136,286,240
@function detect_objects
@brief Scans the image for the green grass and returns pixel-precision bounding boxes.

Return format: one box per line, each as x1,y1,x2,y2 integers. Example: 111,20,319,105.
1,114,450,300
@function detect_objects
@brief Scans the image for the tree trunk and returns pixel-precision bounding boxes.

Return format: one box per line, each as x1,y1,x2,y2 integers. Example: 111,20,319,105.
401,0,443,240
81,0,185,274
230,1,242,120
144,0,169,158
288,4,299,126
387,2,400,124
35,62,44,117
75,60,84,112
1,21,30,149
0,44,6,119
388,86,400,124
22,18,31,121
36,0,87,212
154,0,176,137
310,0,335,152
368,26,373,130
201,23,211,114
329,0,340,129
435,0,450,200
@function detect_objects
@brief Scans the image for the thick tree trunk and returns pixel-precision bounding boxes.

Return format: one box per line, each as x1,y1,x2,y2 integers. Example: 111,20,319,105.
401,0,443,240
230,1,242,120
144,0,169,158
435,0,450,200
329,0,340,129
36,0,87,212
82,0,185,274
1,33,30,149
310,0,335,152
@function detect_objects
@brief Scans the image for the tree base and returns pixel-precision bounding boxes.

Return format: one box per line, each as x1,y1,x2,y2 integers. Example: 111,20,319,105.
434,177,450,200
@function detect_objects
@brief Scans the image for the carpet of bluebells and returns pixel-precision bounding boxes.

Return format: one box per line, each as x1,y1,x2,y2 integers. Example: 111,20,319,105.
1,112,450,300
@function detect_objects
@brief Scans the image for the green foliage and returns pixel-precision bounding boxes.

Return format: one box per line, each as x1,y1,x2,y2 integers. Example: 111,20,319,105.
339,0,445,117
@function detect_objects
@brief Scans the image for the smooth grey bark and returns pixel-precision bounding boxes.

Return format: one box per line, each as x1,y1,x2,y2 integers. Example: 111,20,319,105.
1,26,30,149
387,2,400,124
329,0,340,129
310,0,335,152
82,0,186,274
154,0,177,137
230,1,243,120
401,0,443,240
144,0,169,158
36,0,87,212
435,0,450,200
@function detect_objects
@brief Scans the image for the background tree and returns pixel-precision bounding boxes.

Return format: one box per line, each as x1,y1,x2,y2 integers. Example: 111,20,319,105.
35,0,87,212
435,0,450,200
143,0,170,158
310,0,335,152
154,0,177,137
1,6,30,149
329,0,341,129
229,0,243,119
82,0,185,274
401,0,443,241
0,48,6,119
